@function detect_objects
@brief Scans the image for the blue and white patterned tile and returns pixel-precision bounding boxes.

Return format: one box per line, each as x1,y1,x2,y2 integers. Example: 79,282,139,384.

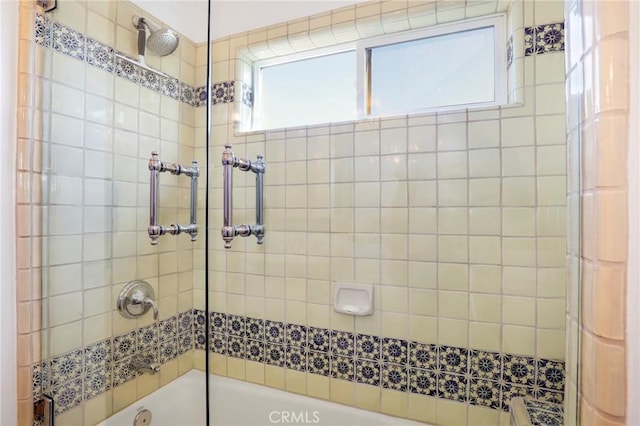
210,311,226,334
356,360,381,386
113,358,138,387
503,354,535,386
195,86,208,107
535,23,564,53
84,368,111,401
115,55,139,83
437,372,467,402
409,342,437,370
308,327,330,353
307,351,330,376
178,332,193,354
507,35,514,67
241,82,253,107
210,333,227,355
228,81,236,103
285,324,307,346
84,340,112,372
265,320,284,344
50,349,83,386
331,330,354,356
245,339,264,362
536,359,564,390
227,336,245,358
331,355,355,381
534,388,564,405
180,83,196,106
159,338,178,363
469,350,501,381
52,377,83,415
529,409,563,426
162,77,180,100
137,324,159,352
500,383,535,411
227,315,246,337
439,346,468,374
32,362,47,398
194,310,206,332
285,346,307,372
356,334,380,360
524,26,536,56
194,328,207,350
35,14,50,47
86,37,114,72
524,398,563,414
468,378,500,409
265,344,285,367
382,363,408,391
246,317,264,340
382,338,408,364
140,67,164,92
409,368,437,396
159,317,178,341
178,310,193,334
52,22,84,60
211,81,230,105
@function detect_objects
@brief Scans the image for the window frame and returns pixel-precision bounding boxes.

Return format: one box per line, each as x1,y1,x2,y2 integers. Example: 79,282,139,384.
251,13,507,131
356,13,507,118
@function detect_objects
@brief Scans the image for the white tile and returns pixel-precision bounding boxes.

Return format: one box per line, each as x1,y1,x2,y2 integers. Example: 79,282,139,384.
50,113,83,147
113,129,138,157
139,111,160,137
51,83,85,119
114,78,139,107
48,206,82,235
86,94,114,125
50,144,83,177
85,150,113,179
49,235,83,265
49,176,83,205
85,122,113,152
114,103,138,131
52,53,85,90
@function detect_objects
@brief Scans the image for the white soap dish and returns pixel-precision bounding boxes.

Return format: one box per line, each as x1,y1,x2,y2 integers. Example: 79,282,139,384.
334,282,373,316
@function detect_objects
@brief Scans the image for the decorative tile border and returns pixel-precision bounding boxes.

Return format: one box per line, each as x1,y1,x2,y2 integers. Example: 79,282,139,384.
33,309,565,418
524,22,565,56
509,398,564,426
194,310,565,414
33,14,255,109
32,310,193,416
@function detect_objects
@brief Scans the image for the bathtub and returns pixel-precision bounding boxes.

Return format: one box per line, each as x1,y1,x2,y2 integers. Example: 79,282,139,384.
99,370,427,426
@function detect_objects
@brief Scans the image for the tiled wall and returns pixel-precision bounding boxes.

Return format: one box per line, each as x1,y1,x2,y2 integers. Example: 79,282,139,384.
564,0,629,424
16,0,207,424
201,0,569,425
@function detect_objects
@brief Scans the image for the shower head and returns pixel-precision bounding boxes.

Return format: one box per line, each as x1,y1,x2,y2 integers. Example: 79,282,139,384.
132,15,179,57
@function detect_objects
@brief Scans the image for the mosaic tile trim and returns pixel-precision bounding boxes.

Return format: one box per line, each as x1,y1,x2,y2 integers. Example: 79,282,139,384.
509,398,564,426
524,22,565,56
33,13,240,109
194,311,565,414
32,310,194,416
507,34,514,67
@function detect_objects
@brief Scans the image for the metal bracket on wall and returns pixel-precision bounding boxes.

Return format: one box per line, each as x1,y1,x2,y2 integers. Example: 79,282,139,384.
34,395,54,426
36,0,57,12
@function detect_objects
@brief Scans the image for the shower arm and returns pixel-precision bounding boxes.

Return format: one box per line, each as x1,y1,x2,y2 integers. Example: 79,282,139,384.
148,151,199,245
221,144,265,249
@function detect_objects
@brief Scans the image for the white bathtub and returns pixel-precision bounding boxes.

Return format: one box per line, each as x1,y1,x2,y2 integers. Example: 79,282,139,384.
99,370,427,426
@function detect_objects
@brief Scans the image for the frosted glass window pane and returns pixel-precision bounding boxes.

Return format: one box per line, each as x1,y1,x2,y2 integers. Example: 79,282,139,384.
370,26,495,115
258,51,356,130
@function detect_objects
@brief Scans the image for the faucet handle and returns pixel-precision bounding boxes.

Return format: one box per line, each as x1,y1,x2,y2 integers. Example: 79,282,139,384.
144,297,159,320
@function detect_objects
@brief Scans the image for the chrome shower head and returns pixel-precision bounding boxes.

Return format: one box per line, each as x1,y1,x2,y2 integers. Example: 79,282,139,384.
132,15,179,57
147,28,179,56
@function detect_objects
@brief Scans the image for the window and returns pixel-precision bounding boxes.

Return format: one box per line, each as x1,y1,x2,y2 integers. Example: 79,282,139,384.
251,15,506,131
253,48,357,130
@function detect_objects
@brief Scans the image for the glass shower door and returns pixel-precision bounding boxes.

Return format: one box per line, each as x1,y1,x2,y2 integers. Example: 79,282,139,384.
33,0,210,423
